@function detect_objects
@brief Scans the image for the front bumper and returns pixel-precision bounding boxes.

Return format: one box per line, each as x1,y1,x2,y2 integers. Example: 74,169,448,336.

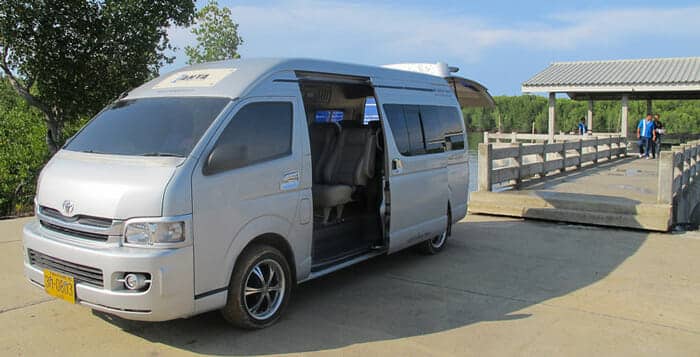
22,220,195,321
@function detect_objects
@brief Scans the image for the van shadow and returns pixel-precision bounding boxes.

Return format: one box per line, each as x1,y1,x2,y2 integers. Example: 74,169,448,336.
95,217,647,355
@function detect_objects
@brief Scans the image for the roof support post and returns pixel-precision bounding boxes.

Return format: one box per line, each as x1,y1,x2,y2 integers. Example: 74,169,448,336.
621,94,629,138
587,99,594,134
548,92,556,143
646,99,653,115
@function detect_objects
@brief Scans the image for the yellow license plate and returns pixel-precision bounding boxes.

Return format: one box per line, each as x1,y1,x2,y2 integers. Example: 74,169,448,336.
44,269,76,304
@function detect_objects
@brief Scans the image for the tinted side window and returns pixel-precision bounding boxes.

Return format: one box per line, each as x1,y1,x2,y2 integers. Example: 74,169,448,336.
383,104,411,155
403,105,426,155
384,104,427,156
384,104,466,155
438,106,465,151
205,102,292,175
418,106,445,154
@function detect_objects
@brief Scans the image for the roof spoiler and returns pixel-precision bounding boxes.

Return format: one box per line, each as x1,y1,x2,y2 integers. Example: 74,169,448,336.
382,62,495,108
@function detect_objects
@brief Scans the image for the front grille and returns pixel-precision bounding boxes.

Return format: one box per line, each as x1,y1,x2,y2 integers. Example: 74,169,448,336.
28,249,104,288
40,206,113,228
40,220,109,242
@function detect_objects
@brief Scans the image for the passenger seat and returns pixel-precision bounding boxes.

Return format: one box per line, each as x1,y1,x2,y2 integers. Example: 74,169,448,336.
309,122,341,183
313,126,376,222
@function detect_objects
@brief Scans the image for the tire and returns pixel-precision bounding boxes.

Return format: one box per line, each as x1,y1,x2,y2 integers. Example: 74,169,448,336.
417,209,452,255
221,244,292,329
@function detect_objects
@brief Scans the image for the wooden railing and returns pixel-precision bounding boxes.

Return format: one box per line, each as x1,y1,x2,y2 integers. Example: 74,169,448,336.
478,136,627,191
657,140,700,225
483,131,624,144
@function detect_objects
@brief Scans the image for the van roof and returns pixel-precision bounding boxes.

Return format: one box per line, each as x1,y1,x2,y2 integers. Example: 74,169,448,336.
125,58,454,100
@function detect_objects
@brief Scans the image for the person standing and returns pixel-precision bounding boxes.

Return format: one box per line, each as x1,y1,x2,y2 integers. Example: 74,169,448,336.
577,117,587,135
637,114,656,159
653,114,665,159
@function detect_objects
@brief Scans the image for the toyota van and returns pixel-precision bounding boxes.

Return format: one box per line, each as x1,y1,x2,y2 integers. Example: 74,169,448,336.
22,58,493,328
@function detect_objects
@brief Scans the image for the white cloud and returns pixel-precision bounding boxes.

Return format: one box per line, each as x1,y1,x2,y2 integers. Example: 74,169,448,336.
164,1,700,72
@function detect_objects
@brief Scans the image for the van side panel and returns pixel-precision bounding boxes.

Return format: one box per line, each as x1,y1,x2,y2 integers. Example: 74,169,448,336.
189,88,312,299
447,112,470,223
375,80,469,223
374,83,452,254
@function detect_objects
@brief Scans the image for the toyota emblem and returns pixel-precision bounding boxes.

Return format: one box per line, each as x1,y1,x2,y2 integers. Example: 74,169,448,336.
62,200,75,216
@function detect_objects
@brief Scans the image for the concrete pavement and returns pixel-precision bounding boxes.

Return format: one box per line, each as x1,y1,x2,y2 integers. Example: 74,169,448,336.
1,215,700,356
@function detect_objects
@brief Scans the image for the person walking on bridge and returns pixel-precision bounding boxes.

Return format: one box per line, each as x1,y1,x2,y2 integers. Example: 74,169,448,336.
637,114,656,159
578,117,587,135
652,114,665,159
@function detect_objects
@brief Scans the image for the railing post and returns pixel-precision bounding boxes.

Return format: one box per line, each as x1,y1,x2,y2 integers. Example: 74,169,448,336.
608,136,614,160
483,131,489,144
514,142,522,188
593,137,599,164
696,140,700,170
540,142,547,178
681,144,690,190
689,141,698,183
695,140,700,178
658,150,675,204
511,132,517,143
672,147,685,191
577,138,583,168
478,143,493,192
560,141,567,173
674,146,688,224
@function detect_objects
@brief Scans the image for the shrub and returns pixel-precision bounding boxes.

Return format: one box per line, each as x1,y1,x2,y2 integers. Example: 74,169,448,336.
0,79,47,216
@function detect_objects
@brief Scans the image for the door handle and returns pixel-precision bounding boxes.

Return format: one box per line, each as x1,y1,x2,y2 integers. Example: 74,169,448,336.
280,171,300,191
391,158,403,173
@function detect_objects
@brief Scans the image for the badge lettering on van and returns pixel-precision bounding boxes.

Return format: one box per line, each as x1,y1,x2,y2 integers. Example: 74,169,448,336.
153,68,236,89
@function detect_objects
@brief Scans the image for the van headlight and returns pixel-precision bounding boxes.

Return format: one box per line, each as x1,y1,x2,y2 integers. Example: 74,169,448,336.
124,221,185,245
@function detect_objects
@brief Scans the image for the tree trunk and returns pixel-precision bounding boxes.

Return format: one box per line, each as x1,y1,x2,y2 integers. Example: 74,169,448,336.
45,117,62,155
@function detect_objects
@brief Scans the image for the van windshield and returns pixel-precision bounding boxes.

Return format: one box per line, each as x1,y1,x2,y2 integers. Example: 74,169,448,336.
65,97,230,157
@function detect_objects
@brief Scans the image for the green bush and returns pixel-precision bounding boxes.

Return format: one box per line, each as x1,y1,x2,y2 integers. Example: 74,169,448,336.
0,79,47,216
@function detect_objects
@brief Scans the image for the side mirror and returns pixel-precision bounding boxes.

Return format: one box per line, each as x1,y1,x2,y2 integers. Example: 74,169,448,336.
204,143,247,175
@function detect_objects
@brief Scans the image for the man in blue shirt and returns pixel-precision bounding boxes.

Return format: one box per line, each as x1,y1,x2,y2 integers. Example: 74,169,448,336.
637,114,656,159
578,117,586,135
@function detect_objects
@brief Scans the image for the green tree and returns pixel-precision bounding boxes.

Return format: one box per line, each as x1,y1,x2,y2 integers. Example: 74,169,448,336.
0,1,196,154
185,1,243,64
463,95,700,135
0,77,46,216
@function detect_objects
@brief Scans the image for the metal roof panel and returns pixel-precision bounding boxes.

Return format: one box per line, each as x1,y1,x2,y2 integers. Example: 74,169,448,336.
523,57,700,89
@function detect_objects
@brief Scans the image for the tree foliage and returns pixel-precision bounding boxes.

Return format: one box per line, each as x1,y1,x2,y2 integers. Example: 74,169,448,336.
185,1,243,64
464,95,700,135
0,1,196,153
0,77,46,216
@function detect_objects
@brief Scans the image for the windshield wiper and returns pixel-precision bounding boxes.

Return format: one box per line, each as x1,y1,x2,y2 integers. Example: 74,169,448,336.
140,152,185,157
81,149,107,154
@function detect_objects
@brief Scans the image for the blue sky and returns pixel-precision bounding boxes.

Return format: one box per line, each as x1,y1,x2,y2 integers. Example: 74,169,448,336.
166,0,700,95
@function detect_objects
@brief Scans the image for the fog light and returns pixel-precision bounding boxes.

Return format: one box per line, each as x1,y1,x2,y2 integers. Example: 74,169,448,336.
120,273,150,290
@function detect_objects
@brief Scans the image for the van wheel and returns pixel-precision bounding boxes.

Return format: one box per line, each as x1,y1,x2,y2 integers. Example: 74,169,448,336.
417,210,451,255
221,244,291,329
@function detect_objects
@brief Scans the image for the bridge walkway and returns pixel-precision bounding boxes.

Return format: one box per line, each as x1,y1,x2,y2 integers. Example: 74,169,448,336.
469,157,672,231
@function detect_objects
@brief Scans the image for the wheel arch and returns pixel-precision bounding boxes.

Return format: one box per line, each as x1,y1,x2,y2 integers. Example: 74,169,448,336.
219,214,301,294
237,233,297,285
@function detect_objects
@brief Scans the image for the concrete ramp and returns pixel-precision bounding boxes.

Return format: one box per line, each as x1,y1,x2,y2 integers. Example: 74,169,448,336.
470,190,672,231
469,157,674,231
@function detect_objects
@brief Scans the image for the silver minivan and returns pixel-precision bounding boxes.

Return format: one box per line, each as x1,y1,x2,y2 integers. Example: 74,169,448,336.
22,58,493,328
